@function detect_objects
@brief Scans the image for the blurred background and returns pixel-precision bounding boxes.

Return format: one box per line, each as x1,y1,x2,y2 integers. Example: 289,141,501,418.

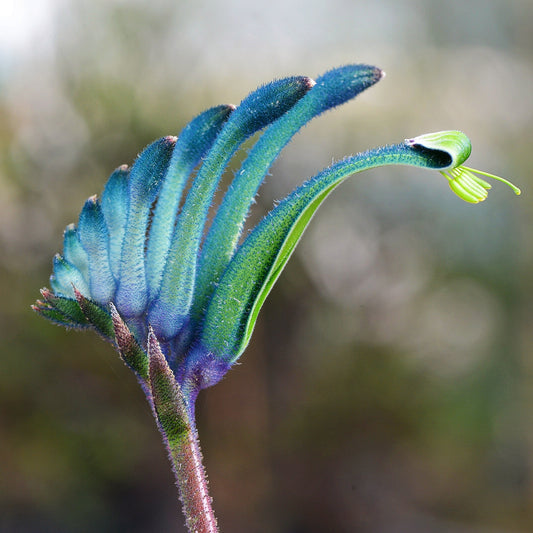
1,0,532,531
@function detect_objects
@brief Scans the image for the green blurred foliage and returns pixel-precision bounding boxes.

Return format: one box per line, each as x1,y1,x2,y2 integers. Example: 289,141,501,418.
1,1,532,531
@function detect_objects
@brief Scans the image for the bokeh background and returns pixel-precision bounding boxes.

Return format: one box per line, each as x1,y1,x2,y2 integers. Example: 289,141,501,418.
1,0,532,531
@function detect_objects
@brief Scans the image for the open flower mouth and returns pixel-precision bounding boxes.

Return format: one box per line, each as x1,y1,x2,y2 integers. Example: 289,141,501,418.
406,130,521,204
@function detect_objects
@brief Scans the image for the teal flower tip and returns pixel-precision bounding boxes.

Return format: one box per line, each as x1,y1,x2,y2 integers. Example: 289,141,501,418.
35,67,518,402
313,64,384,110
231,76,315,136
407,130,521,203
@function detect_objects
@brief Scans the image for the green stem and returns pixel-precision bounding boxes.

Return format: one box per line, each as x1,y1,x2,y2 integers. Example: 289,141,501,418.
163,407,218,533
148,329,218,533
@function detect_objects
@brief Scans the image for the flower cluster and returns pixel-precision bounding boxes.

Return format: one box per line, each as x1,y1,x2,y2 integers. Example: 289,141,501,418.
33,65,520,414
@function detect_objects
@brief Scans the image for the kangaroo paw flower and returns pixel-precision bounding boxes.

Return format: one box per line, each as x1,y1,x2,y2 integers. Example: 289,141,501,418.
35,71,522,400
34,66,521,533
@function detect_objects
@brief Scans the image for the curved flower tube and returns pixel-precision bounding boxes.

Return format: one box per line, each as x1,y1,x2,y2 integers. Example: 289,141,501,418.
33,65,520,533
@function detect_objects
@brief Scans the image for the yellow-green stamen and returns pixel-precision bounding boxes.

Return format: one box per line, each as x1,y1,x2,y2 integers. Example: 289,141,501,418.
440,165,521,204
461,165,521,196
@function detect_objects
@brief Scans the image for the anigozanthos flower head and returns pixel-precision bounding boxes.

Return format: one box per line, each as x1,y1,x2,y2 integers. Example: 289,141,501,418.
33,66,386,405
33,66,522,532
406,130,521,203
33,67,521,416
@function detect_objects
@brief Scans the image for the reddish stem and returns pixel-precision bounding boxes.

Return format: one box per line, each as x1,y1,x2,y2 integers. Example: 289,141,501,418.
168,415,218,533
147,328,218,533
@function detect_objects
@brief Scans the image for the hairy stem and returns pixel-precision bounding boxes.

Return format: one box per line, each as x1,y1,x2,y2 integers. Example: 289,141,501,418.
148,329,218,532
164,409,218,533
